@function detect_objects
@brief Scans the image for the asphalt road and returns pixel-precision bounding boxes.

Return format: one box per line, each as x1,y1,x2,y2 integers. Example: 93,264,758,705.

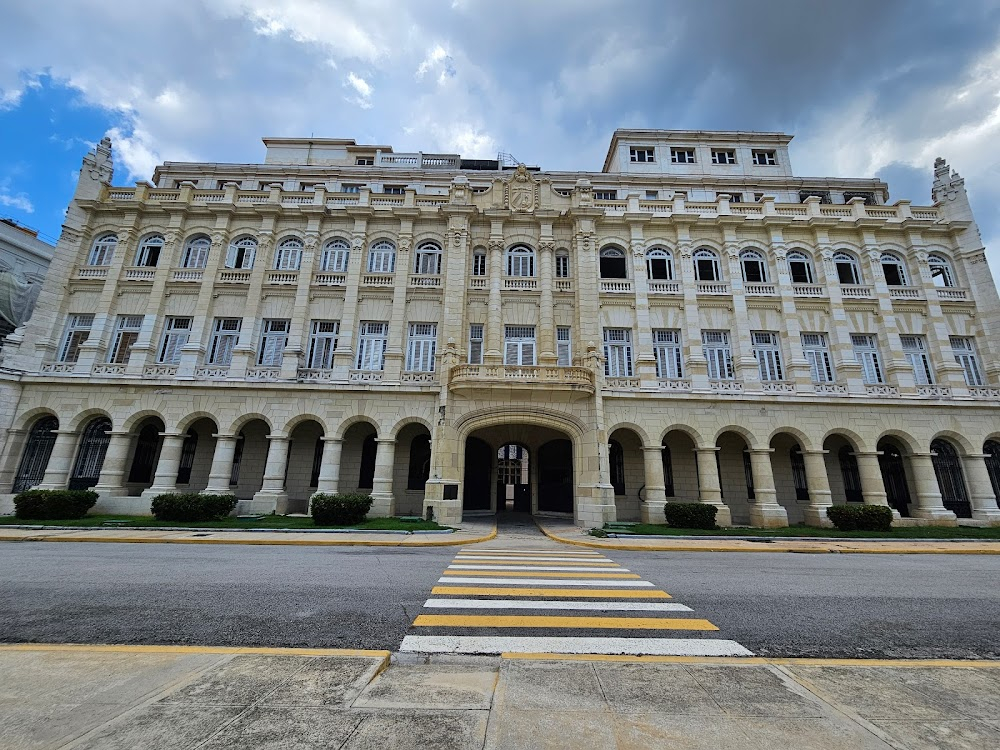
1,539,998,658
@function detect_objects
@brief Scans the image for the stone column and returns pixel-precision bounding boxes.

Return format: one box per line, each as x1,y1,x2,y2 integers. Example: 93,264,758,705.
679,245,710,389
909,452,958,524
852,451,898,517
484,238,504,364
36,430,78,490
801,449,834,527
961,454,1000,525
92,430,133,496
631,237,658,387
0,428,27,491
640,445,667,523
538,240,556,363
141,432,185,501
250,434,291,513
332,227,367,378
383,230,413,382
726,243,760,392
280,232,319,380
312,437,343,505
203,434,238,494
370,437,396,517
747,448,789,527
695,447,732,526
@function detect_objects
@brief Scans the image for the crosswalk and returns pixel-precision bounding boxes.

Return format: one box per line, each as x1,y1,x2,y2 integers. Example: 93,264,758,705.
399,546,753,656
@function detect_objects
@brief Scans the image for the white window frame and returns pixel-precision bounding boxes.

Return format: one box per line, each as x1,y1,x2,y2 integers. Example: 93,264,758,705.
851,334,884,384
694,249,722,281
414,243,442,275
629,146,655,163
880,253,908,286
603,328,633,377
226,237,257,269
555,253,570,278
740,250,768,283
753,149,777,166
356,321,388,371
834,252,862,285
59,314,94,363
752,331,784,381
711,149,737,165
406,323,437,372
469,324,484,365
274,238,303,271
702,330,734,380
670,148,696,164
950,336,984,386
788,251,815,284
257,319,289,367
208,318,241,366
557,327,572,367
341,184,362,194
307,320,339,369
506,245,535,277
181,236,210,269
504,325,536,366
801,333,834,383
472,251,487,276
320,239,349,272
108,315,143,364
87,234,117,266
594,190,617,201
646,248,674,280
368,241,396,273
653,329,683,379
158,317,192,364
134,234,164,267
900,335,934,385
928,254,955,288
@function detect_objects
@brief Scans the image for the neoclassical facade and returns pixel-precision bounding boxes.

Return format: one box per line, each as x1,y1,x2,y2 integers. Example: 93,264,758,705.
1,130,999,528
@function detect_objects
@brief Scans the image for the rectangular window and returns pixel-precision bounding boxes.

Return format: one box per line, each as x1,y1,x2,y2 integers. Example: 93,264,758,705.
158,317,192,364
472,252,487,276
225,240,255,269
356,157,374,166
900,335,933,385
555,254,570,278
59,314,94,363
108,315,143,364
382,185,405,195
320,243,349,272
257,319,289,367
594,190,617,200
653,329,683,379
801,333,834,383
670,148,696,164
469,324,484,365
208,318,241,366
603,328,633,377
629,146,655,163
182,241,209,269
711,149,737,165
702,330,734,380
851,334,884,384
950,336,984,386
557,327,572,367
752,149,777,166
644,190,658,200
504,325,536,367
729,193,742,203
307,320,339,369
406,323,437,372
134,241,161,268
356,321,387,371
341,184,362,194
752,331,784,381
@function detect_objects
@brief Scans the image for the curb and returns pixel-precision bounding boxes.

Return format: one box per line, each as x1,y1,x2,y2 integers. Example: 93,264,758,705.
0,643,391,659
500,653,1000,667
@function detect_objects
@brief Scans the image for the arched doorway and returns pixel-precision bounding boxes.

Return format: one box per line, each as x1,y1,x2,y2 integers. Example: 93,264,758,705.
175,418,218,492
608,428,644,521
230,419,269,500
12,416,58,493
662,430,699,502
285,419,325,514
126,418,165,495
69,417,112,491
717,431,754,524
497,444,530,512
822,434,863,504
769,432,807,524
931,438,971,518
878,438,912,517
985,440,1000,502
341,422,378,494
396,423,432,516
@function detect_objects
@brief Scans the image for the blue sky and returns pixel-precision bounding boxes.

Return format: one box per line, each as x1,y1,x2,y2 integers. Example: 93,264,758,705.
2,0,1000,280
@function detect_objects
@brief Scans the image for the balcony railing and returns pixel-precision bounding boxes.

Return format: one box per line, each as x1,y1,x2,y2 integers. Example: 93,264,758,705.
600,280,632,294
266,271,298,285
77,267,108,280
935,288,968,301
889,286,922,300
350,369,383,382
124,268,155,282
744,283,776,296
841,285,873,299
361,273,394,287
504,277,537,291
409,275,442,288
171,269,203,282
647,280,681,294
696,282,729,295
297,368,337,382
450,364,595,395
313,273,346,286
469,277,487,289
218,270,251,283
793,284,825,297
144,364,178,377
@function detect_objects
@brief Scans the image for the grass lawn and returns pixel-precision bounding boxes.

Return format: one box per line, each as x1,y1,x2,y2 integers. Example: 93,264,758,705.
0,514,451,532
600,523,1000,539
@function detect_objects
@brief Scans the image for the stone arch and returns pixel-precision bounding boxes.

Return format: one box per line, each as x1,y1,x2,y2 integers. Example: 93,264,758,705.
766,426,815,451
335,414,381,440
319,231,351,245
692,238,724,253
175,411,220,433
391,416,434,438
228,412,274,435
875,428,920,454
712,424,759,448
606,421,651,445
657,423,704,446
282,413,329,435
929,429,976,455
275,231,304,245
413,229,446,247
121,409,169,433
455,406,586,442
820,427,869,453
13,407,61,432
68,408,114,432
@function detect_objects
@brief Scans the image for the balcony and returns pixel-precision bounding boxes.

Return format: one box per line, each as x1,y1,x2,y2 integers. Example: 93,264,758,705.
469,277,487,290
647,280,680,295
124,267,156,282
171,269,203,282
696,282,729,295
266,271,298,285
409,274,442,288
218,270,251,284
889,286,923,300
793,284,825,298
744,283,776,296
935,287,968,302
313,273,346,286
599,279,632,294
361,273,395,287
841,284,873,299
449,364,595,399
554,279,574,293
77,266,108,280
504,277,538,291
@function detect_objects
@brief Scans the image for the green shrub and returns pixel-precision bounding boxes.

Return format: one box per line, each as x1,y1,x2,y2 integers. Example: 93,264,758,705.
14,489,98,520
662,502,718,530
150,493,237,522
311,493,373,526
825,504,894,532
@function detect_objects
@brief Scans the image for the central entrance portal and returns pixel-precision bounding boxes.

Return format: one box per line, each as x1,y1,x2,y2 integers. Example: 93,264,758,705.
497,444,531,512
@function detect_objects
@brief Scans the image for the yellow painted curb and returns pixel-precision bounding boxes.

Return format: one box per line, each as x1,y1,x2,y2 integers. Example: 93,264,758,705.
500,653,1000,667
0,643,391,658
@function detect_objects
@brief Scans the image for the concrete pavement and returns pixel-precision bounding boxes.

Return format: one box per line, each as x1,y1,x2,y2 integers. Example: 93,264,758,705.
3,644,999,749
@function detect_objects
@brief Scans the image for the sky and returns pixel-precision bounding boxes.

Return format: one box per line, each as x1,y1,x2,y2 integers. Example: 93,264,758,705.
2,0,1000,280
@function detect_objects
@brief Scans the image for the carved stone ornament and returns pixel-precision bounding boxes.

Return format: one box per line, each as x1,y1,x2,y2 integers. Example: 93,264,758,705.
914,250,929,265
398,236,412,253
630,240,645,258
488,238,504,251
451,230,466,247
351,234,365,250
538,240,555,253
304,233,319,251
771,243,787,261
678,244,693,259
163,231,179,247
724,244,741,259
503,164,539,213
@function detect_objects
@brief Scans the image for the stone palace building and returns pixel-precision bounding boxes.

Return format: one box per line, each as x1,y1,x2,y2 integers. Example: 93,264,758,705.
1,129,999,528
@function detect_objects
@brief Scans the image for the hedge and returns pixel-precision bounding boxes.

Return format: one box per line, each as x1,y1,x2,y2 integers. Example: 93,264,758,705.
311,493,373,526
662,502,718,530
150,493,237,522
825,504,894,532
14,490,98,520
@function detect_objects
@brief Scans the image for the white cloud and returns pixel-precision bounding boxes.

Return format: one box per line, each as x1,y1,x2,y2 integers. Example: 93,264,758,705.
345,72,373,109
0,181,34,213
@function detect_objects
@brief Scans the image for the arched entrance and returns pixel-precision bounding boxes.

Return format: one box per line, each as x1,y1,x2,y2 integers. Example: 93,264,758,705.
931,438,971,518
823,434,863,504
877,438,912,517
125,417,165,496
69,417,112,491
497,444,530,512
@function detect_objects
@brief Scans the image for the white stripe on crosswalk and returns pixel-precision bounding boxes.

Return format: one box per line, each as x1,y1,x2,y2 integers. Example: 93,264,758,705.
423,599,692,612
454,556,618,563
447,565,630,572
439,577,654,587
460,549,603,556
399,635,754,656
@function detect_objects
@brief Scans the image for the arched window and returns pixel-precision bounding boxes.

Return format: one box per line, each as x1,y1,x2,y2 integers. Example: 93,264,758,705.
928,254,955,288
12,416,59,493
226,236,257,269
506,245,535,277
181,235,211,269
472,249,487,276
740,249,768,283
176,429,198,484
127,424,162,484
985,440,1000,502
609,440,625,495
838,446,863,503
599,246,627,279
834,251,862,285
134,234,164,267
790,444,809,501
359,434,377,489
87,234,117,266
320,239,349,272
694,249,722,281
646,248,674,280
787,250,815,284
414,242,442,275
880,252,908,286
931,438,970,517
661,445,674,497
274,237,303,270
407,434,432,490
69,417,112,490
368,240,396,273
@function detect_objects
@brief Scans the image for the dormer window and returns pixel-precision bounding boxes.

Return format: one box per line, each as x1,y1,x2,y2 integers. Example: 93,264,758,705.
629,147,655,163
671,148,696,164
711,149,737,165
752,150,777,166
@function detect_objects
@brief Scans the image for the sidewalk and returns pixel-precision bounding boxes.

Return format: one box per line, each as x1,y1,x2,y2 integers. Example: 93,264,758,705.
2,643,998,749
536,518,1000,555
0,517,496,547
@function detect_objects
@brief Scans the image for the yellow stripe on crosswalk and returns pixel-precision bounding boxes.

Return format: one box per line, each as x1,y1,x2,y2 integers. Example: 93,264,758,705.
431,586,671,598
413,614,718,631
441,570,639,579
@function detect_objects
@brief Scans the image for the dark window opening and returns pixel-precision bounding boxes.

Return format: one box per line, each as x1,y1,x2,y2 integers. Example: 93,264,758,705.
359,434,377,489
839,446,863,503
743,450,756,500
662,446,674,497
176,430,198,484
790,445,809,501
407,434,432,491
609,440,625,495
127,425,161,484
229,432,245,486
310,438,323,487
69,418,112,491
12,416,58,493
